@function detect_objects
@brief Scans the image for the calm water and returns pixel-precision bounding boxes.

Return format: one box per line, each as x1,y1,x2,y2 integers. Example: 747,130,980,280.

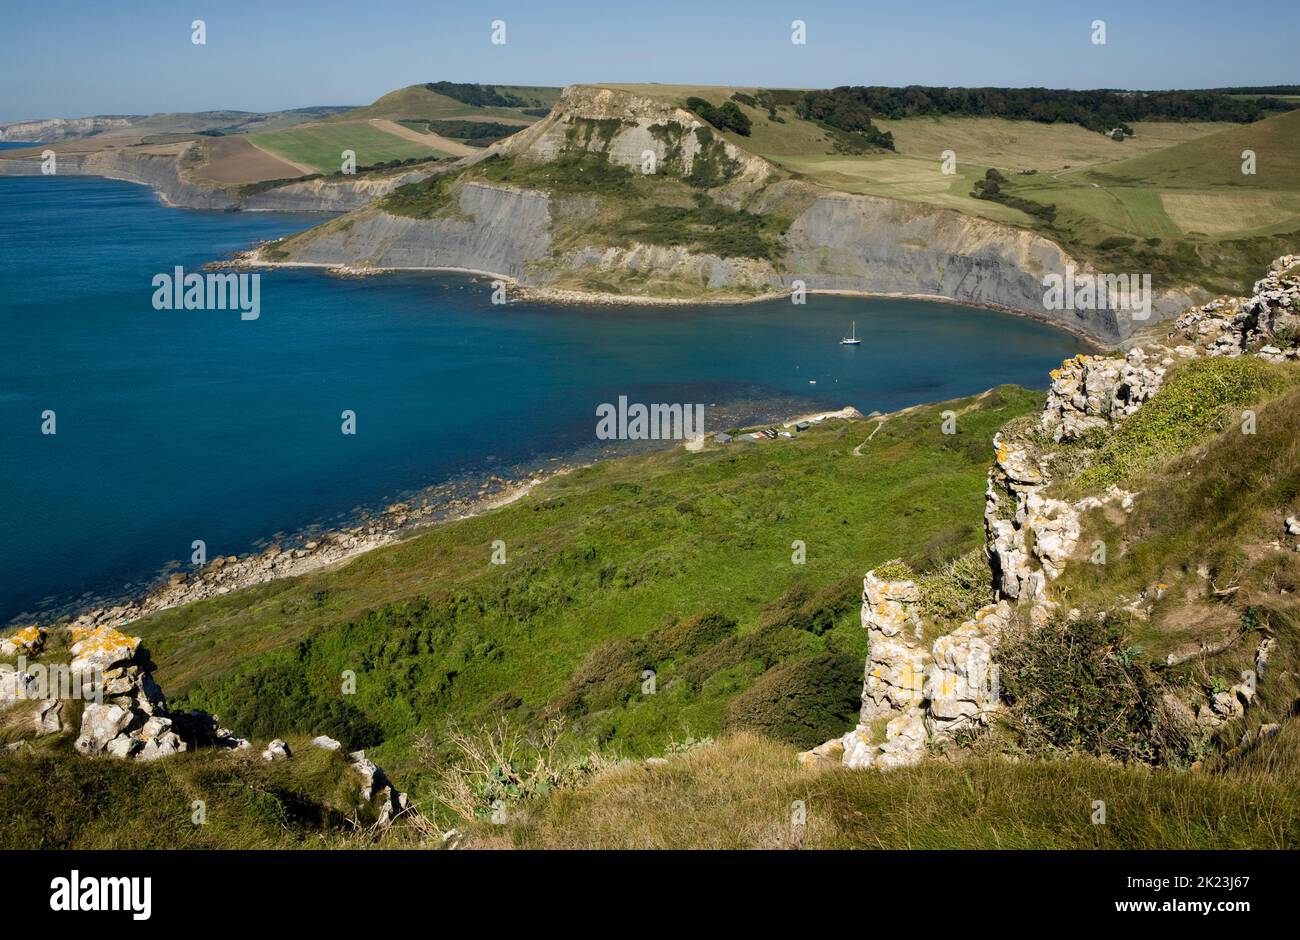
0,173,1084,622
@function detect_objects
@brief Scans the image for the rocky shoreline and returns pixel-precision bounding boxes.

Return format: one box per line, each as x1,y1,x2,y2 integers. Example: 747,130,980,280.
25,394,870,638
35,464,575,637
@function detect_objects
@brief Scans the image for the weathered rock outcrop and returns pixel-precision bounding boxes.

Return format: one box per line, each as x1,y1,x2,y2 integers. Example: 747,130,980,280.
858,573,927,719
1168,255,1300,359
1,623,414,827
802,255,1300,772
1039,348,1171,442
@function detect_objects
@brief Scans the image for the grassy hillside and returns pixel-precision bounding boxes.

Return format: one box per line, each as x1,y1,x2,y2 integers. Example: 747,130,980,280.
334,83,560,124
98,389,1038,809
9,351,1300,848
458,355,1300,849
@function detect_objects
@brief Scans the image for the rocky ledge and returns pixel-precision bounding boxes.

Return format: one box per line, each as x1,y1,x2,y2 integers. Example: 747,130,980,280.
0,623,413,827
801,254,1300,770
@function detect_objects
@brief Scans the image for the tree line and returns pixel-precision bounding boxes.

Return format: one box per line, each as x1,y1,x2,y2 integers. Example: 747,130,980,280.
794,86,1298,137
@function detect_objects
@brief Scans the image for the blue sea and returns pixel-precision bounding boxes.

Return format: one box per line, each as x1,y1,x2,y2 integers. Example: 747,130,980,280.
0,171,1084,622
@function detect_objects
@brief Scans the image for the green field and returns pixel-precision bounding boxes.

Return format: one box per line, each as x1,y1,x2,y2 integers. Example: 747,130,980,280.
249,120,447,173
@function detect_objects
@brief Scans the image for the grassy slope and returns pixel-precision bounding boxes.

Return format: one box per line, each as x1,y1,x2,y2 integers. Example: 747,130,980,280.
332,84,559,124
122,390,1037,779
472,358,1300,849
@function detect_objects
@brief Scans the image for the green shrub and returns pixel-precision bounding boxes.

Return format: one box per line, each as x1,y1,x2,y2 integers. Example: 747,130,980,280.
684,97,752,136
209,659,384,750
477,150,635,195
916,549,995,626
555,637,648,714
379,171,458,219
723,653,862,748
1000,615,1193,764
756,578,859,635
649,612,738,659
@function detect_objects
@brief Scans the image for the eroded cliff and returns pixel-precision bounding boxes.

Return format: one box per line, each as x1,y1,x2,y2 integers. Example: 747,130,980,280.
262,85,1194,343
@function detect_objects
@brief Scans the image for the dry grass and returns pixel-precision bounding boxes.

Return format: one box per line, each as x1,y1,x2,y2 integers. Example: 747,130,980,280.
473,732,1300,849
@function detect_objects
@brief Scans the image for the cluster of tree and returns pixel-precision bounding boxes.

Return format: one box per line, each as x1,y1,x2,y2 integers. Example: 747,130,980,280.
1202,85,1300,96
424,81,548,109
684,96,752,136
426,120,521,145
799,86,1298,136
795,91,896,149
971,167,1056,222
730,91,783,122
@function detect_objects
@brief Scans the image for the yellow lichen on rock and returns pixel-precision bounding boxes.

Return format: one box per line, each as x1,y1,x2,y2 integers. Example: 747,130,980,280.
0,625,46,657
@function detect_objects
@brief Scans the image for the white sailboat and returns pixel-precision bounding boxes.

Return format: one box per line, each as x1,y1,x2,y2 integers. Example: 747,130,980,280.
840,321,862,345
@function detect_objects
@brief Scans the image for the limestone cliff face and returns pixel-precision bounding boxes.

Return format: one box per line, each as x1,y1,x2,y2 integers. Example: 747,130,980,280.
773,188,1195,343
276,182,552,278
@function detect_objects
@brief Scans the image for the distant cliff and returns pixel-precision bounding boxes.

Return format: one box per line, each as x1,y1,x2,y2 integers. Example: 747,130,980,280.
0,143,432,213
263,85,1196,343
1,87,1200,343
0,116,135,142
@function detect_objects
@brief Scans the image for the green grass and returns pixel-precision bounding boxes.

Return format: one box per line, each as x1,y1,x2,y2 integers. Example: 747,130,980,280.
0,735,370,849
111,388,1040,807
1075,357,1296,491
250,121,446,174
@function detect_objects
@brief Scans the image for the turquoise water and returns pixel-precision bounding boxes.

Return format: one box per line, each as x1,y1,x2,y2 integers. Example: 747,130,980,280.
0,173,1084,622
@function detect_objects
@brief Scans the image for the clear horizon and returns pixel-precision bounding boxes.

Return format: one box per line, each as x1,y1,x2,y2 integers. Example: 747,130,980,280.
2,0,1297,123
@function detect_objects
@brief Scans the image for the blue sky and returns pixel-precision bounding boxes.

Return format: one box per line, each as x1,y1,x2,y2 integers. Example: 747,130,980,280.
2,0,1297,121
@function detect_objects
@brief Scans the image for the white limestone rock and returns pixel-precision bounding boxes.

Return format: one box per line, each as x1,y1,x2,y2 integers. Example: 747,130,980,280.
75,703,133,755
261,738,291,762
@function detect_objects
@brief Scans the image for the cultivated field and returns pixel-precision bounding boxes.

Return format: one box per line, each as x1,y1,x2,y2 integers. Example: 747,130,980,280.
249,120,450,174
191,135,312,184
